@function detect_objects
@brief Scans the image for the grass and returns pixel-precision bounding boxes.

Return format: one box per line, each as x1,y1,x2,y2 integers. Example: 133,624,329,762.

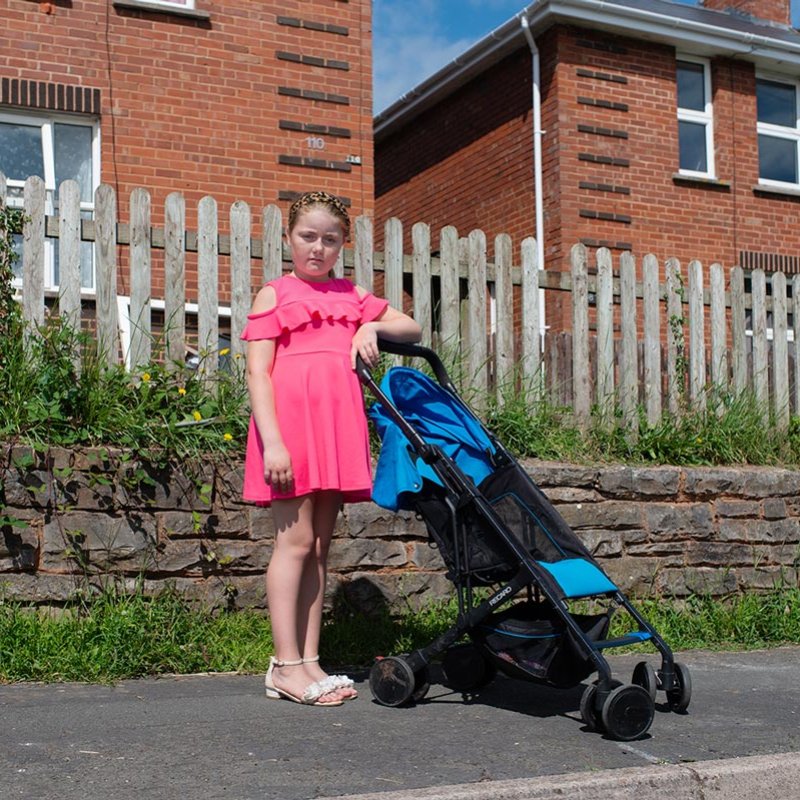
1,585,799,684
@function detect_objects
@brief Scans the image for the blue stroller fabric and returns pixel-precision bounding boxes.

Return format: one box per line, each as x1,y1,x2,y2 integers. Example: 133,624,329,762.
369,367,496,511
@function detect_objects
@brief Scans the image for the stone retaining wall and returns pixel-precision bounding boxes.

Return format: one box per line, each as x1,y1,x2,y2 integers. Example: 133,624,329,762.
1,446,798,612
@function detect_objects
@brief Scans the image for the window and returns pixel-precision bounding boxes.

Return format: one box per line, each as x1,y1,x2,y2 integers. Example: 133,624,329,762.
676,57,715,178
757,75,800,187
145,0,195,8
0,112,99,290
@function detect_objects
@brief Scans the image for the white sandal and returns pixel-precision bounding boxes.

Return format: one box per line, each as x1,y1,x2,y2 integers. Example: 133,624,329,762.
265,657,343,706
304,655,358,699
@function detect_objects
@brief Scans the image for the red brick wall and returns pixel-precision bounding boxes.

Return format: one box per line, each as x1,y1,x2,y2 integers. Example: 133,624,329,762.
702,0,791,26
376,23,800,333
1,0,373,296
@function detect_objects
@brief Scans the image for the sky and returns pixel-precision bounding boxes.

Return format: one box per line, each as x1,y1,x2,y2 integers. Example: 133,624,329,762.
372,0,800,114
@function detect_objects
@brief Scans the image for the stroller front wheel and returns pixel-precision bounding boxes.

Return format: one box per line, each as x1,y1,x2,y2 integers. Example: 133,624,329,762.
600,684,655,741
369,656,416,707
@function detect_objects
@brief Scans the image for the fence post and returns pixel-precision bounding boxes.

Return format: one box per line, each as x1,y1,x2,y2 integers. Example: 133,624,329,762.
94,183,119,368
129,187,152,371
751,268,769,422
709,262,727,397
22,176,46,345
772,271,789,431
262,204,283,282
793,275,800,417
595,247,614,422
412,222,432,349
642,253,661,426
467,229,488,411
619,251,638,437
730,265,747,396
520,236,540,393
230,200,252,359
688,259,706,411
198,195,219,380
164,192,186,367
384,218,403,366
494,233,514,402
439,226,460,355
570,243,590,426
354,215,373,293
665,258,684,414
58,180,82,334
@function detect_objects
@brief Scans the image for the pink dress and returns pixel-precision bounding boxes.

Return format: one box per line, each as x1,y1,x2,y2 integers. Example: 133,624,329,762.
241,275,389,505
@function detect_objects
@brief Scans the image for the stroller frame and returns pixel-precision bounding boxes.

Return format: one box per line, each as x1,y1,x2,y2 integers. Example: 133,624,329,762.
358,342,691,741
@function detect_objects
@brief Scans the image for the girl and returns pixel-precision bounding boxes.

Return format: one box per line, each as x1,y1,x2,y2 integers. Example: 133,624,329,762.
242,191,422,707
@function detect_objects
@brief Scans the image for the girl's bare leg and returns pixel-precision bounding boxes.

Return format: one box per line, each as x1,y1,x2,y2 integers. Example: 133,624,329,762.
266,493,340,702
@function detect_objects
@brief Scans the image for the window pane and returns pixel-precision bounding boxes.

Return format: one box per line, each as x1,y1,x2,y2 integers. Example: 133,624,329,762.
757,80,796,127
54,123,93,203
758,134,798,183
677,61,705,111
679,120,708,172
0,122,44,182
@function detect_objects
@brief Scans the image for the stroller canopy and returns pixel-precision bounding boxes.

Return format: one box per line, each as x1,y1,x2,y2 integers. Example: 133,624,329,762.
369,367,496,511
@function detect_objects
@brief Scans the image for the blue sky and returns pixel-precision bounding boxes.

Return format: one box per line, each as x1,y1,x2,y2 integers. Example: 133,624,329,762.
373,0,800,113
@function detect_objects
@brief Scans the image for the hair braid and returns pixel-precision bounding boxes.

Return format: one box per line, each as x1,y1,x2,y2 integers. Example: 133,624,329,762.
288,191,350,237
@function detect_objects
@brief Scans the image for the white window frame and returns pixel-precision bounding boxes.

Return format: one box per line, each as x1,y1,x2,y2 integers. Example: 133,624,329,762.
756,71,800,190
676,55,716,180
144,0,196,9
0,110,100,293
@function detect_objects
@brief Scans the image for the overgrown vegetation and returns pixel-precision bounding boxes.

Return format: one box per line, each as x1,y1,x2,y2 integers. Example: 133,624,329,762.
0,584,798,683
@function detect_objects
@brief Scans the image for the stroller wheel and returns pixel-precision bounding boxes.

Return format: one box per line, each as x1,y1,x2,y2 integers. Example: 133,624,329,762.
632,661,658,702
411,664,431,702
442,643,495,692
369,657,416,707
600,684,655,741
579,679,622,732
665,662,692,713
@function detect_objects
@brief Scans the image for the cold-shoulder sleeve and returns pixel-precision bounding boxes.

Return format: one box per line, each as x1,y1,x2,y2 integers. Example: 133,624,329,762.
240,308,282,341
359,291,389,324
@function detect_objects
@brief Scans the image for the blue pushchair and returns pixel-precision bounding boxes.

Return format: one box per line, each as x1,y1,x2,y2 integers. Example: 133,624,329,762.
357,342,691,741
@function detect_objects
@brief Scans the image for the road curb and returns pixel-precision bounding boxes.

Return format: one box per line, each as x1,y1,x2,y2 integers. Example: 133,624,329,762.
336,751,800,800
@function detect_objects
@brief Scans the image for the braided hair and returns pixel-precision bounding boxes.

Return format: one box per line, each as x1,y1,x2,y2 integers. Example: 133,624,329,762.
288,191,350,238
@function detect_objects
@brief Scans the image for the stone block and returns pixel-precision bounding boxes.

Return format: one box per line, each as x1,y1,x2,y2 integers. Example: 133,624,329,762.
735,566,798,591
409,541,446,570
0,572,85,603
152,538,272,574
646,503,714,539
576,529,624,558
718,518,800,544
685,466,800,499
626,541,687,564
327,538,407,570
597,465,680,498
523,460,598,487
0,524,39,571
541,486,600,504
683,540,754,566
716,499,761,518
602,557,663,595
763,498,788,520
42,511,157,571
559,500,644,530
157,508,250,539
657,566,738,597
342,502,423,539
332,570,453,615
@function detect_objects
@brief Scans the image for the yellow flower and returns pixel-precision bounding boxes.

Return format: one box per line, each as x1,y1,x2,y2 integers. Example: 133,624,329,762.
193,410,203,421
219,347,230,356
223,433,233,441
178,387,187,396
234,353,243,360
141,372,151,382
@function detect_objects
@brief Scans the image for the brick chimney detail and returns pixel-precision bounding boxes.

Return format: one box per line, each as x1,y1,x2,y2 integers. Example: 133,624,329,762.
702,0,791,26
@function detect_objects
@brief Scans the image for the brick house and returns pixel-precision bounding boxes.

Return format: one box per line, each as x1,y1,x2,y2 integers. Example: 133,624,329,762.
374,0,800,331
1,0,373,302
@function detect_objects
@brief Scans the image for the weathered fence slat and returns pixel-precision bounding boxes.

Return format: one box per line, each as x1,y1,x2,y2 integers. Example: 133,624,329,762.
198,195,219,380
730,265,747,395
709,262,727,392
793,275,800,417
439,226,461,353
494,233,514,400
164,191,186,366
570,243,590,425
751,268,769,421
262,204,283,282
354,215,373,292
412,222,432,349
129,187,152,370
520,236,540,392
230,200,252,358
595,247,614,419
642,253,661,425
688,259,706,410
619,251,638,434
772,271,789,431
665,258,683,415
22,176,46,340
94,183,119,368
467,229,488,411
57,179,81,330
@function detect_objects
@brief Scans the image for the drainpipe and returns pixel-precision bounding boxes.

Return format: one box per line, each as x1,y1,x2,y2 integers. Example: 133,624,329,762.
520,14,547,343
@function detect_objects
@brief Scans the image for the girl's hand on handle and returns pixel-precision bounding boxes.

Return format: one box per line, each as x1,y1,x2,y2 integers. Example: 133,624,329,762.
263,441,294,491
351,322,381,369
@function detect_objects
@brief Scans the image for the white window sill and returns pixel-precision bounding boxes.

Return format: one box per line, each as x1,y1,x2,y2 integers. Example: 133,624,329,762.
753,182,800,199
112,1,210,21
672,173,730,189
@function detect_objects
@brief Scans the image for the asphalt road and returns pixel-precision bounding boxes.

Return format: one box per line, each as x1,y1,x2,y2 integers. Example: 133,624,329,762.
1,647,799,800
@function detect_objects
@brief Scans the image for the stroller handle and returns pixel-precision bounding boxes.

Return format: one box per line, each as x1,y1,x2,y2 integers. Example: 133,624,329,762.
367,340,455,390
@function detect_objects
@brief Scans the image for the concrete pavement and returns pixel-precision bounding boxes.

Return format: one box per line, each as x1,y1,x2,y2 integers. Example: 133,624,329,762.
1,647,799,800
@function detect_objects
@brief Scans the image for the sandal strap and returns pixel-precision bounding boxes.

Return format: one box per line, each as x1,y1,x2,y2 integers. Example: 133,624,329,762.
302,655,320,663
271,656,304,668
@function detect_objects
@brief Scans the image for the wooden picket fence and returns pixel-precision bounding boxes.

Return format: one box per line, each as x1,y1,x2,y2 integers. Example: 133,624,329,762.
4,174,800,430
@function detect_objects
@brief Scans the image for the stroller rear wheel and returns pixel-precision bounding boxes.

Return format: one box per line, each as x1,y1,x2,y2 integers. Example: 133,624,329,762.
579,679,622,732
632,661,658,702
369,656,416,707
665,662,692,713
600,684,655,741
442,642,496,692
